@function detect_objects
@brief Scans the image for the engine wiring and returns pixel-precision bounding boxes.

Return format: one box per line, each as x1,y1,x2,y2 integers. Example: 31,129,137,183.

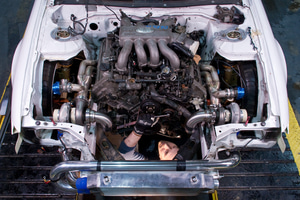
96,0,122,21
217,59,247,88
104,4,121,21
68,2,89,36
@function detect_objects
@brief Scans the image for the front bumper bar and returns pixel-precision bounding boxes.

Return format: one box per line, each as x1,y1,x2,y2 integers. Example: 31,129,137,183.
50,154,240,195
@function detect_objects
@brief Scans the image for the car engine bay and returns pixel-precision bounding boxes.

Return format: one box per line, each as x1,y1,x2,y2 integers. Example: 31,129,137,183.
10,0,289,195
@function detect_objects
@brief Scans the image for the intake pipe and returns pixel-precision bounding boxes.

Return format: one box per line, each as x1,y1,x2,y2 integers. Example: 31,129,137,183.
116,40,133,72
158,39,180,70
146,39,160,67
134,39,147,67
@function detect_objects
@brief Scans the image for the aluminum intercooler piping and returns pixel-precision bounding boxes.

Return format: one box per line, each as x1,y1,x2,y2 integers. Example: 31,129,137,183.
85,109,112,131
55,179,77,192
53,151,78,192
185,110,216,134
50,154,240,182
50,161,98,182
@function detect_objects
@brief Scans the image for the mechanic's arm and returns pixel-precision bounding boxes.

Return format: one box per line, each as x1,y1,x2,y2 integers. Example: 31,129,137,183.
118,113,155,160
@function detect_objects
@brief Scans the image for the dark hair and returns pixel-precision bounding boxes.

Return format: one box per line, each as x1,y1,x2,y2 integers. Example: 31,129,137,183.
138,133,189,160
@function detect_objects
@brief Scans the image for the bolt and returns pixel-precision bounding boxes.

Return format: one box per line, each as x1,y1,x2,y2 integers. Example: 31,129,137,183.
101,140,109,149
261,122,266,126
35,121,41,125
191,176,198,183
214,179,220,188
104,176,110,183
230,140,234,147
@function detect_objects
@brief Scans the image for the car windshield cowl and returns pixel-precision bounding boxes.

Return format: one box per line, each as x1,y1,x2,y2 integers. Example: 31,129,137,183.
54,0,243,7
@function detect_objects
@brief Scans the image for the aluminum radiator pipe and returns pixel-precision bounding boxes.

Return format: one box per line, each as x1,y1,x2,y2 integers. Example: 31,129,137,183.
50,154,240,182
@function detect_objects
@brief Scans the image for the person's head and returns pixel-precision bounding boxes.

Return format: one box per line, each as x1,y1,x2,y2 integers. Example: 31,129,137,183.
158,140,179,160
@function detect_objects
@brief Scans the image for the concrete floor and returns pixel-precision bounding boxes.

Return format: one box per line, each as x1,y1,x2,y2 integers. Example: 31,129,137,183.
0,1,33,94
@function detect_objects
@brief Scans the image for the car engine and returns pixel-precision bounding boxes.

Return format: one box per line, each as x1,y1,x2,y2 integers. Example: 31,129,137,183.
47,10,252,159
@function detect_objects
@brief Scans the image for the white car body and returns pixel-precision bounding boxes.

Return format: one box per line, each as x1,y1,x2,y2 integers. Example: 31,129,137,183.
11,0,288,195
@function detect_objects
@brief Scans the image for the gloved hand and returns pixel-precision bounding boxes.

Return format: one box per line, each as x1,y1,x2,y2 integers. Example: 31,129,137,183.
133,113,157,135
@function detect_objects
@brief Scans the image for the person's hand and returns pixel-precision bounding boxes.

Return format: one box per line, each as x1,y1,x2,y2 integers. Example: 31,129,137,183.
133,113,156,135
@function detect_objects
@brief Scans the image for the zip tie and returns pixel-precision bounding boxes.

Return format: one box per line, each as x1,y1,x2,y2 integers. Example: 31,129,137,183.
245,116,251,126
50,118,57,126
43,176,51,184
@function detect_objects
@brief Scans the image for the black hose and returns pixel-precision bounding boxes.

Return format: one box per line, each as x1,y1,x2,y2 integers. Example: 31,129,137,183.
150,85,191,119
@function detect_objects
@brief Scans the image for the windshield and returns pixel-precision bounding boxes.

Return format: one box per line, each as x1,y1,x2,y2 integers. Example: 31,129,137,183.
54,0,243,7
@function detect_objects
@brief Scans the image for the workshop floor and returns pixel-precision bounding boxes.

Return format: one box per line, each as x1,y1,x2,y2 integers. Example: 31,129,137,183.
0,0,299,200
